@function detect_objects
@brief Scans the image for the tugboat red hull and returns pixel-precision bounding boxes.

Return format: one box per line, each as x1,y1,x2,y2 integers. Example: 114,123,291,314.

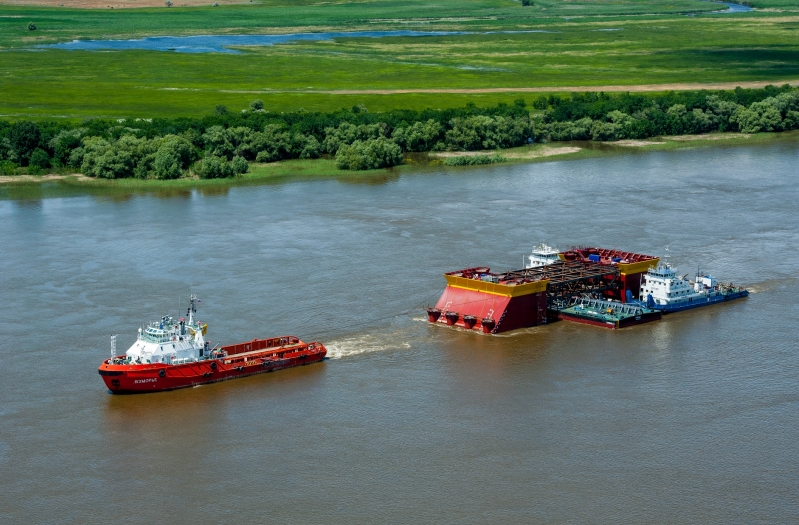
99,336,326,394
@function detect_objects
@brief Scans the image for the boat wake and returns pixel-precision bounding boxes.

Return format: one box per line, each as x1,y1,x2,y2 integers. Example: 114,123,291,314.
325,330,412,360
746,277,798,294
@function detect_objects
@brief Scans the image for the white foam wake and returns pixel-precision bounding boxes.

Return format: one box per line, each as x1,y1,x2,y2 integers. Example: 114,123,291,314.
325,330,412,360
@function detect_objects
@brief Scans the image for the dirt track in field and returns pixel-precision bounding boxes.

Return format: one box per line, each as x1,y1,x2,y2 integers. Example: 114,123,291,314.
311,80,799,95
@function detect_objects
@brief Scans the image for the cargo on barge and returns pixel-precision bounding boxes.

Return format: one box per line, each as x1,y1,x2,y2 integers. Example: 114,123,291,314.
98,295,326,394
428,260,624,334
558,297,661,329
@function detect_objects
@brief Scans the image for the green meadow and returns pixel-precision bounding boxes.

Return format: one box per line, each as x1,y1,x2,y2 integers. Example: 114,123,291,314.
1,0,798,119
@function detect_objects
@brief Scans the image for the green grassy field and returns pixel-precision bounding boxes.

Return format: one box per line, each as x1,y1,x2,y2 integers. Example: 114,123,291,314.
1,0,798,119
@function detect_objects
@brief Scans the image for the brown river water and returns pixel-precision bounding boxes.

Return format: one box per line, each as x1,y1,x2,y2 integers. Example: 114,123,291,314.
1,142,798,523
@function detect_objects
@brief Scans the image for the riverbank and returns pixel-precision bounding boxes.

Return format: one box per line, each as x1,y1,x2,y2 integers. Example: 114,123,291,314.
2,130,796,200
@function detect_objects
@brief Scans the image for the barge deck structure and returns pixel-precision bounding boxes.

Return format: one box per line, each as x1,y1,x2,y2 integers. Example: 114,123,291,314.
428,247,660,335
558,297,662,329
428,258,633,334
560,247,659,302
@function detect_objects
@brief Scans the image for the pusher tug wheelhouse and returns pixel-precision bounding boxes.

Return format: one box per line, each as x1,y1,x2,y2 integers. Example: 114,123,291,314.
98,295,326,394
636,263,749,313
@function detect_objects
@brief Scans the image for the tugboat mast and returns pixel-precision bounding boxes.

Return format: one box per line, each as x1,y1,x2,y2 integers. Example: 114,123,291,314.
187,294,198,326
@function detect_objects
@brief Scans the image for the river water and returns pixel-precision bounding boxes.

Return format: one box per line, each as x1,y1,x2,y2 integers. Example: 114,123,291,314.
1,142,797,523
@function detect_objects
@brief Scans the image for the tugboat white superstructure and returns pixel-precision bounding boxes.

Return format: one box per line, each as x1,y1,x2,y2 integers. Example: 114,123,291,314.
638,264,748,313
98,295,326,394
526,243,561,268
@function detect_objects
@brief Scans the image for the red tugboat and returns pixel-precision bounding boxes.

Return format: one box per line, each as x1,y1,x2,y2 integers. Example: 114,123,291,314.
98,295,326,394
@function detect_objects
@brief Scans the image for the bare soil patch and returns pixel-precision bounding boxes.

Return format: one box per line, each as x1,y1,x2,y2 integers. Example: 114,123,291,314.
0,173,90,184
433,146,581,160
613,140,666,146
664,133,751,141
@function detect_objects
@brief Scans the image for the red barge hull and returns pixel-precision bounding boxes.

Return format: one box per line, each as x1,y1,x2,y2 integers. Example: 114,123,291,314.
98,336,325,394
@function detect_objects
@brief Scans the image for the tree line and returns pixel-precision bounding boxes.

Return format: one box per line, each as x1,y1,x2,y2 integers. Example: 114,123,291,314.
1,85,797,178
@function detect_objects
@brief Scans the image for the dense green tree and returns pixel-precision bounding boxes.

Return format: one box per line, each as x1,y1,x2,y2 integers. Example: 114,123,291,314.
323,122,389,154
230,155,249,175
28,148,51,171
49,128,86,166
80,137,135,179
392,120,444,152
152,135,196,179
199,155,233,179
10,121,41,166
0,138,15,163
445,115,529,150
335,137,402,170
202,125,236,159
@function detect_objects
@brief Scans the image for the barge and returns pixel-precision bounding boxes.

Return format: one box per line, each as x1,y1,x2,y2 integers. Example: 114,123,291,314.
428,246,659,334
558,297,661,329
427,245,747,335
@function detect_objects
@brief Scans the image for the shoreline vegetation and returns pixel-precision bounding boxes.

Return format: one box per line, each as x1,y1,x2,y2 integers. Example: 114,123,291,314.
1,86,798,184
2,128,796,201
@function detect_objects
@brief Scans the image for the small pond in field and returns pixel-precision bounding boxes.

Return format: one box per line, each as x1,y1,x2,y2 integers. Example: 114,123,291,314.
39,29,562,53
715,2,753,12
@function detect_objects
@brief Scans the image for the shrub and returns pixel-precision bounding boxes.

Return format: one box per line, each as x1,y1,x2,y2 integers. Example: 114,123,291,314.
27,23,36,31
335,137,403,170
547,117,593,141
445,115,530,150
323,122,389,154
80,136,135,179
731,101,784,133
444,154,506,166
214,105,228,115
521,0,532,5
230,155,248,175
392,119,444,152
299,136,322,159
199,155,234,178
0,160,17,175
29,148,51,171
152,136,196,179
249,99,264,112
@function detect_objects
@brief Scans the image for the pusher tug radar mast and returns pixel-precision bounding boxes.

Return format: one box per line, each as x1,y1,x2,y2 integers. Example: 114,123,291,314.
98,295,326,394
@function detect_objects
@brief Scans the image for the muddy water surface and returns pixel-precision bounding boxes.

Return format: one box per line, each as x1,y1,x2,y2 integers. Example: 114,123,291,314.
1,141,797,523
